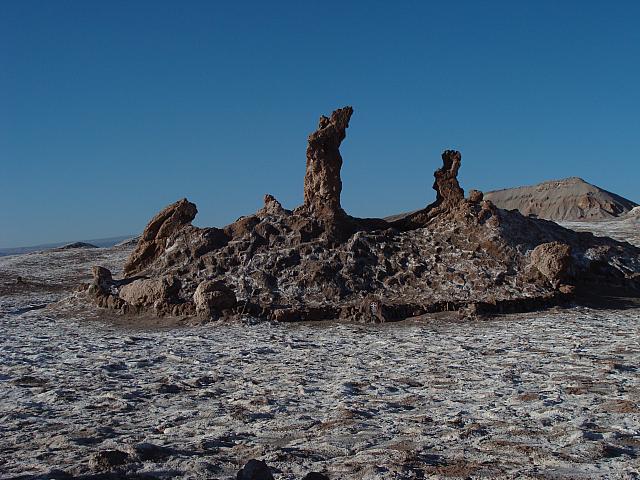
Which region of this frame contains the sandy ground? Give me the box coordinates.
[1,230,640,479]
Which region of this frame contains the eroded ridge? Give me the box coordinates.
[82,107,640,322]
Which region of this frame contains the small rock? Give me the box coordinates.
[236,459,275,480]
[602,444,636,458]
[302,473,330,480]
[158,383,183,394]
[89,449,130,471]
[130,442,171,461]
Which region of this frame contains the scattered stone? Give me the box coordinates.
[157,383,183,394]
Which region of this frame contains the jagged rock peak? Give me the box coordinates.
[123,198,197,276]
[302,106,353,219]
[432,149,464,208]
[261,194,285,216]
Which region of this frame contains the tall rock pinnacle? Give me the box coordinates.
[302,106,353,219]
[431,149,464,209]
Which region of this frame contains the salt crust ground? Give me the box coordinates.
[1,228,639,479]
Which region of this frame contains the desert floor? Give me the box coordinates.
[1,222,639,479]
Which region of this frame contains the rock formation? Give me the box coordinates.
[124,198,197,276]
[431,149,465,207]
[302,106,352,220]
[83,107,640,323]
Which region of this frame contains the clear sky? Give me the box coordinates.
[2,1,639,248]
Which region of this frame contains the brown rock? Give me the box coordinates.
[118,275,180,308]
[124,198,197,276]
[432,150,464,208]
[468,189,484,203]
[393,149,466,229]
[84,106,640,323]
[302,106,353,219]
[236,459,274,480]
[529,242,572,288]
[91,266,113,293]
[89,449,129,471]
[261,194,285,216]
[193,280,237,317]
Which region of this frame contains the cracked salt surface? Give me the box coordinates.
[1,307,640,478]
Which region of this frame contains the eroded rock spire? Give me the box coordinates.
[431,149,464,209]
[302,106,353,219]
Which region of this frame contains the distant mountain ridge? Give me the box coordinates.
[0,235,135,257]
[484,177,638,222]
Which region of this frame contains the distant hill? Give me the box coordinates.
[0,235,135,257]
[484,177,638,222]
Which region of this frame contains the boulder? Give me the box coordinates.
[193,280,237,317]
[529,242,572,288]
[124,198,197,276]
[90,266,114,295]
[118,276,180,307]
[236,459,274,480]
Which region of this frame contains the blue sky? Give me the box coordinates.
[2,1,639,247]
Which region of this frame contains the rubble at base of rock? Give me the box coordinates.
[82,107,640,322]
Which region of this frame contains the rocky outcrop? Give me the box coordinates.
[124,198,197,276]
[302,106,352,219]
[84,107,640,322]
